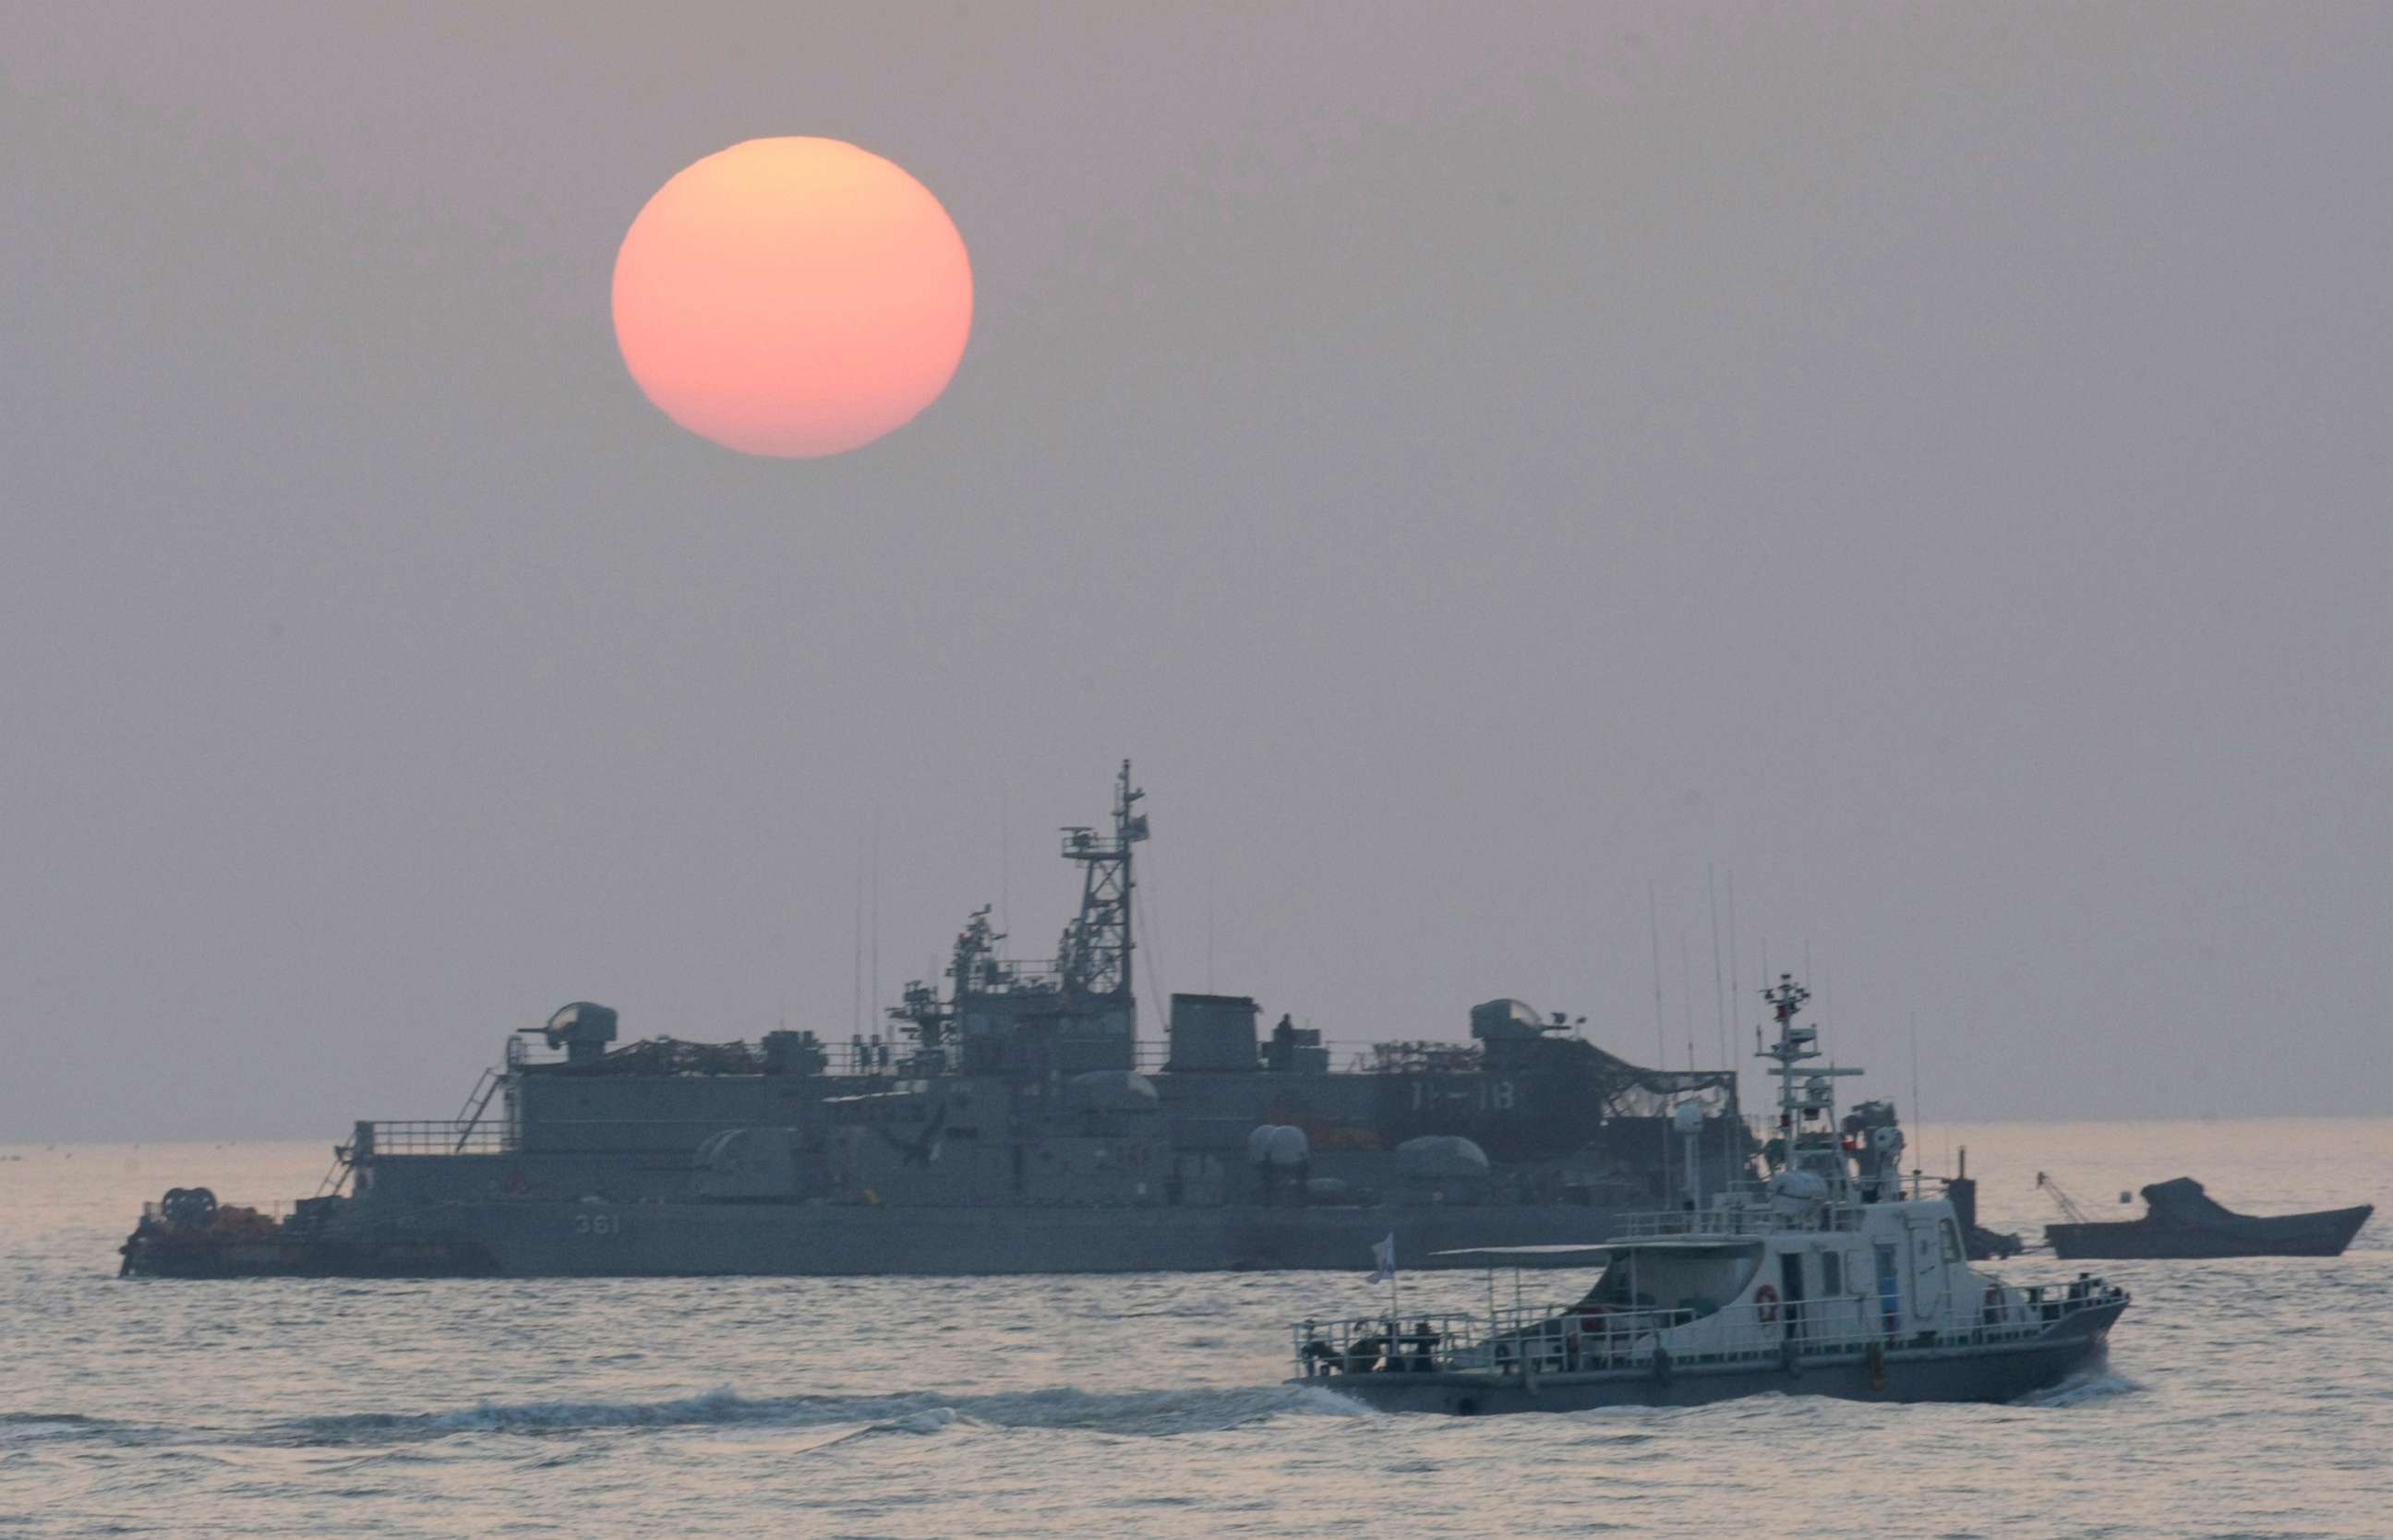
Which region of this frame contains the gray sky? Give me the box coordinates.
[5,4,2387,1140]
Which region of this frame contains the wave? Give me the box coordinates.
[2012,1369,2146,1408]
[0,1412,138,1446]
[269,1382,1359,1446]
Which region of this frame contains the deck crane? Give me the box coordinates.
[2035,1170,2095,1224]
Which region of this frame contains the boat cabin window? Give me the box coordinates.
[1577,1244,1762,1320]
[1939,1220,1963,1264]
[1820,1250,1843,1295]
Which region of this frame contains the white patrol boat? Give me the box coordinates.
[1289,976,2128,1414]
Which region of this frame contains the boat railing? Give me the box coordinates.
[353,1120,518,1157]
[1613,1203,1875,1238]
[1616,1174,1957,1239]
[1291,1281,2125,1379]
[1290,1313,1491,1378]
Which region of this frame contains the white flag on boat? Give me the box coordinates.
[1368,1232,1397,1284]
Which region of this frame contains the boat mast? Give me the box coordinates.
[1756,974,1862,1190]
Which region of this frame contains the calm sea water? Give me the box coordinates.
[4,1118,2386,1538]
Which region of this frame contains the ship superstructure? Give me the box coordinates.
[123,764,1752,1279]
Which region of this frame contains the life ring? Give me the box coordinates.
[1754,1283,1780,1325]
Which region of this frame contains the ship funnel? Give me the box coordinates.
[1167,993,1259,1071]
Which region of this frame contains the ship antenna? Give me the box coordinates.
[1724,867,1740,1045]
[1708,864,1727,1073]
[1680,928,1695,1071]
[1206,862,1215,993]
[851,835,865,1037]
[870,819,881,1040]
[1908,1007,1924,1192]
[1648,881,1666,1068]
[1648,881,1668,1197]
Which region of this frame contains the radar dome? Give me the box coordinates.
[1396,1135,1491,1182]
[1248,1125,1310,1168]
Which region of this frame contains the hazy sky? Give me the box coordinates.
[5,4,2387,1141]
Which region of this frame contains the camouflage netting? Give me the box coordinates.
[577,1037,765,1076]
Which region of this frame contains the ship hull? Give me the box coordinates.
[118,1233,499,1279]
[124,1200,1624,1280]
[2046,1204,2372,1259]
[1310,1304,2123,1415]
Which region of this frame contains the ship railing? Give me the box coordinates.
[505,1037,1411,1078]
[1126,1040,1418,1073]
[1125,1041,1382,1070]
[355,1120,518,1156]
[1290,1312,1490,1378]
[976,958,1064,989]
[1616,1177,1955,1238]
[1291,1281,2126,1378]
[1614,1202,1872,1238]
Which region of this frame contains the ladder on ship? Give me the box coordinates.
[451,1067,502,1152]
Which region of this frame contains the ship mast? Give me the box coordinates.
[1756,973,1862,1191]
[1056,760,1147,1004]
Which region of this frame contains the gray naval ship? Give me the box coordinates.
[125,764,1765,1279]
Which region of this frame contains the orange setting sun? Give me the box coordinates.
[611,138,973,457]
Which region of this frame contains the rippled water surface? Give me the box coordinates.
[5,1119,2387,1537]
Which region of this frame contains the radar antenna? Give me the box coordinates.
[890,906,1009,1068]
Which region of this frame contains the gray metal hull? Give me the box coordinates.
[352,1199,1627,1277]
[1308,1305,2125,1414]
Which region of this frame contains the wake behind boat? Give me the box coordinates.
[1289,977,2129,1414]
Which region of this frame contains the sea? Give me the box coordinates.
[3,1118,2386,1539]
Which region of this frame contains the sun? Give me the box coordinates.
[611,138,973,458]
